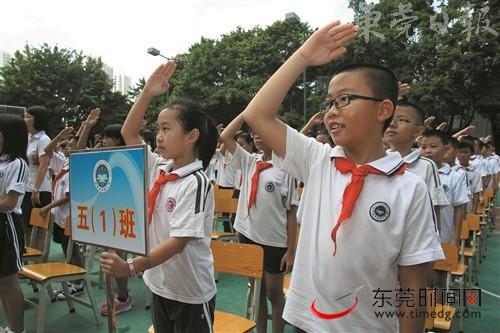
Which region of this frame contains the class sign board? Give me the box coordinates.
[69,145,148,255]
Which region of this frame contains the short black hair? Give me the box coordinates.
[457,140,474,153]
[27,106,51,131]
[236,132,253,144]
[0,114,28,162]
[448,137,460,149]
[396,101,425,125]
[335,63,398,131]
[103,124,125,146]
[422,128,449,145]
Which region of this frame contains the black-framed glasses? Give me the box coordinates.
[320,93,384,113]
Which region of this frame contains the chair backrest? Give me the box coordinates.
[211,241,264,321]
[211,241,263,278]
[214,187,238,214]
[434,243,459,272]
[483,188,494,201]
[460,217,470,241]
[30,208,51,229]
[466,213,480,231]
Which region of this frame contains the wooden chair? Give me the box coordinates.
[23,208,52,263]
[424,288,456,332]
[20,216,101,333]
[433,243,466,332]
[148,241,263,333]
[213,185,239,234]
[459,215,479,285]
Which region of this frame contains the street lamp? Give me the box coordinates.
[147,47,170,60]
[285,12,307,124]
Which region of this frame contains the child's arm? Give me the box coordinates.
[452,125,475,139]
[300,112,324,135]
[398,263,431,332]
[0,191,21,212]
[280,205,298,274]
[121,62,177,145]
[242,21,356,158]
[76,108,101,149]
[39,196,70,218]
[101,236,196,277]
[44,127,74,157]
[220,114,245,155]
[452,204,466,244]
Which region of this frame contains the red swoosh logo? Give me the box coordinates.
[310,298,359,320]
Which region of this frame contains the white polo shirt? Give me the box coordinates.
[143,151,216,304]
[452,163,482,213]
[49,153,70,228]
[213,149,235,188]
[438,164,470,243]
[274,126,444,333]
[26,130,51,192]
[227,144,297,248]
[397,148,449,206]
[0,156,28,214]
[486,156,499,188]
[469,155,487,178]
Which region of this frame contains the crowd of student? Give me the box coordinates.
[1,20,499,333]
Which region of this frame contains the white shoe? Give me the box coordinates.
[56,283,84,300]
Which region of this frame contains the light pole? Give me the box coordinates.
[285,12,307,124]
[147,47,170,101]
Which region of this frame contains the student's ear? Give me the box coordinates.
[377,100,394,124]
[187,128,200,144]
[414,124,425,138]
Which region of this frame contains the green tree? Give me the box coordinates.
[0,44,130,135]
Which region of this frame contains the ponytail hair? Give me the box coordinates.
[164,98,218,169]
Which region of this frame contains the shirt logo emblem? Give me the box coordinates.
[369,202,390,222]
[443,184,449,193]
[93,160,112,193]
[166,197,176,212]
[264,182,275,193]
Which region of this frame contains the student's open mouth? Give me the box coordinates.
[329,123,345,135]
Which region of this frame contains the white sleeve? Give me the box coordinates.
[426,161,449,206]
[397,181,444,266]
[169,177,212,238]
[226,143,253,171]
[472,171,483,194]
[5,159,28,195]
[488,159,498,174]
[271,125,330,183]
[37,135,51,157]
[49,153,66,174]
[280,174,299,210]
[451,172,470,206]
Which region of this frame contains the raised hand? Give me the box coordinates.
[423,116,436,128]
[86,108,101,128]
[143,61,177,97]
[297,21,357,67]
[436,122,447,131]
[398,82,411,101]
[58,127,74,140]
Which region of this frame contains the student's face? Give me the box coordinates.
[102,136,119,148]
[24,113,36,134]
[323,71,392,150]
[156,108,197,160]
[384,106,424,147]
[253,134,270,154]
[420,136,447,165]
[237,137,254,153]
[443,145,456,165]
[457,148,472,166]
[315,133,331,145]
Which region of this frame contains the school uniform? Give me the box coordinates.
[452,163,483,213]
[22,130,52,229]
[227,144,297,273]
[438,164,470,243]
[395,148,449,207]
[469,155,487,178]
[213,149,235,188]
[486,155,499,188]
[0,155,28,277]
[49,153,70,243]
[143,150,216,333]
[273,126,444,333]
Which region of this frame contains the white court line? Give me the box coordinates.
[481,289,500,300]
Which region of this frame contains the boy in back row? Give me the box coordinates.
[241,20,443,332]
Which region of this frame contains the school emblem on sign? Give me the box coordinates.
[443,184,449,193]
[265,182,275,193]
[369,202,390,222]
[93,160,112,193]
[166,197,176,212]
